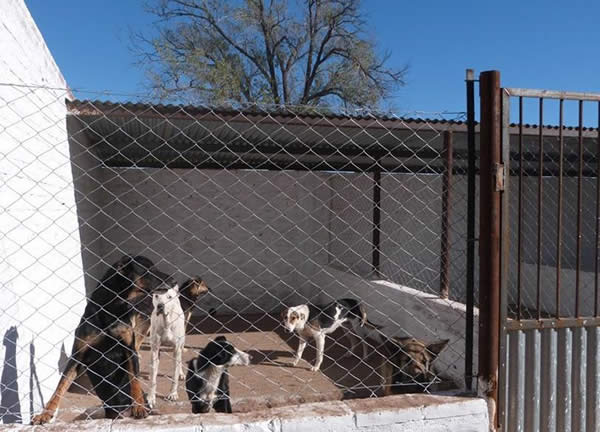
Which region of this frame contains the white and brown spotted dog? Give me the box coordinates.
[281,298,383,371]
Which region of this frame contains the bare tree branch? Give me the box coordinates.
[133,0,407,107]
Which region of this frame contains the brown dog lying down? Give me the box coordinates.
[379,336,449,396]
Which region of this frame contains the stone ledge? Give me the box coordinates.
[10,395,488,432]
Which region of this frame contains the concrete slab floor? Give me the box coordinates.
[54,313,454,422]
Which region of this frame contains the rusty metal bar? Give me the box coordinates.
[440,131,453,299]
[517,97,523,321]
[465,68,476,392]
[505,317,600,331]
[372,168,382,277]
[537,99,544,320]
[478,70,502,427]
[557,99,564,319]
[596,103,600,317]
[505,87,600,102]
[498,88,512,432]
[576,101,584,317]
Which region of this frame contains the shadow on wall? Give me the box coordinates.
[1,326,21,424]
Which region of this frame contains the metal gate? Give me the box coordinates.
[478,70,600,431]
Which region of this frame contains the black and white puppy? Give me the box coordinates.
[281,298,383,371]
[185,336,251,414]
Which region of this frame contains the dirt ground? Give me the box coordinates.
[56,313,452,422]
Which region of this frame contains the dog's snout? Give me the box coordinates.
[156,303,165,314]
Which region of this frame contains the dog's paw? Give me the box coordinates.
[147,394,156,409]
[291,358,300,367]
[310,365,320,372]
[166,391,179,401]
[131,403,150,419]
[31,411,54,425]
[178,372,185,380]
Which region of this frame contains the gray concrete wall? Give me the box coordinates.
[0,0,86,424]
[70,165,473,313]
[505,175,599,316]
[68,167,336,313]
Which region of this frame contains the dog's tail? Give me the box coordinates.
[364,319,384,330]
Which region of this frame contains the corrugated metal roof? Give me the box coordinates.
[66,99,600,174]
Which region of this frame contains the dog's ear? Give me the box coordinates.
[215,335,227,342]
[426,339,449,360]
[114,255,133,273]
[280,308,288,321]
[172,283,180,294]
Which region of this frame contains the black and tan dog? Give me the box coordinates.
[31,255,174,424]
[179,276,211,330]
[379,336,449,396]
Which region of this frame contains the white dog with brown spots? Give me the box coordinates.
[281,298,384,371]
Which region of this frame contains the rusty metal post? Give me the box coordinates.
[478,70,502,428]
[372,169,382,277]
[465,68,476,392]
[440,131,453,299]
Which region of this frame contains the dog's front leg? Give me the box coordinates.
[148,343,160,409]
[343,329,360,359]
[292,335,307,366]
[311,334,325,372]
[166,343,183,401]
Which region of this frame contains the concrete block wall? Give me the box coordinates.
[68,167,336,313]
[70,164,473,314]
[0,0,86,424]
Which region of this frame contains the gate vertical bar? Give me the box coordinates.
[478,70,503,428]
[465,68,476,392]
[498,87,511,431]
[440,131,453,299]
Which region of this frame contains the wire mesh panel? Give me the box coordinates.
[1,84,472,424]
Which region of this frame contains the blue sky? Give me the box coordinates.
[25,0,600,123]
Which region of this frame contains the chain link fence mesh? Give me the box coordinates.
[1,83,472,423]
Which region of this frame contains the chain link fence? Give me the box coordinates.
[1,83,473,424]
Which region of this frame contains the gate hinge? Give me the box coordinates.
[494,163,505,192]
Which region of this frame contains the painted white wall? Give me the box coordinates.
[0,0,85,424]
[5,395,490,432]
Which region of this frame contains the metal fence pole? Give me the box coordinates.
[478,70,502,429]
[372,169,382,277]
[440,131,453,299]
[465,68,476,392]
